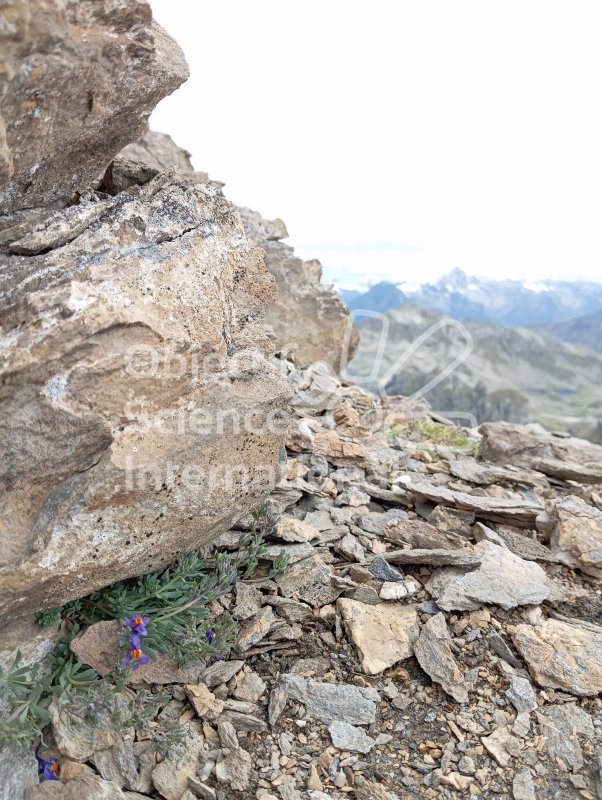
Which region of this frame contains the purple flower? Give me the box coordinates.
[123,633,150,670]
[123,614,150,636]
[205,630,215,644]
[35,748,59,781]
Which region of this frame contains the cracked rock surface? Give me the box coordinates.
[0,169,290,618]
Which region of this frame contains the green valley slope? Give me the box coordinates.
[346,304,602,442]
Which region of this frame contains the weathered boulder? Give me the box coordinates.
[479,421,602,483]
[239,207,358,371]
[0,170,290,618]
[119,130,358,372]
[0,0,188,213]
[0,744,38,800]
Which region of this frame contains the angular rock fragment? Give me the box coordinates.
[25,775,148,799]
[184,684,224,721]
[275,554,341,607]
[277,778,303,800]
[328,721,374,754]
[512,619,602,696]
[232,582,263,621]
[264,596,314,622]
[233,670,267,703]
[536,704,594,771]
[486,631,523,668]
[353,779,401,800]
[384,548,481,568]
[278,674,379,724]
[151,721,205,800]
[49,692,136,788]
[473,521,507,548]
[368,555,405,582]
[346,584,382,605]
[542,495,602,578]
[429,505,475,538]
[413,612,468,702]
[493,525,558,563]
[338,598,419,675]
[215,720,252,792]
[334,532,366,562]
[121,129,195,173]
[0,744,38,800]
[481,726,522,767]
[275,515,321,542]
[312,431,368,467]
[201,660,244,688]
[235,607,274,652]
[449,459,547,488]
[360,509,409,536]
[386,519,466,550]
[70,620,204,685]
[240,208,358,372]
[512,767,536,800]
[426,541,549,611]
[379,580,419,600]
[264,542,315,564]
[505,675,537,714]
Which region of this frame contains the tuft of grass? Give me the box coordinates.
[391,418,474,449]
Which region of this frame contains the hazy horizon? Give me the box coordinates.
[150,0,602,289]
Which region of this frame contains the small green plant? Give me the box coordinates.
[1,504,285,758]
[392,418,474,449]
[0,641,100,748]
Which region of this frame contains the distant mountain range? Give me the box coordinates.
[346,303,602,442]
[340,268,602,327]
[547,309,602,353]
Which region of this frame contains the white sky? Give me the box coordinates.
[150,0,602,289]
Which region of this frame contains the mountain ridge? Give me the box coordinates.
[340,268,602,327]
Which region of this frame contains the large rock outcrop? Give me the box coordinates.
[122,130,358,372]
[0,167,291,618]
[0,8,291,619]
[0,0,188,213]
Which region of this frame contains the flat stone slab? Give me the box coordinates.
[512,618,602,697]
[328,721,374,754]
[426,541,549,611]
[278,674,380,724]
[410,480,544,526]
[384,548,481,568]
[479,421,602,484]
[338,598,419,675]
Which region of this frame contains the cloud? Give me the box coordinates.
[150,0,602,285]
